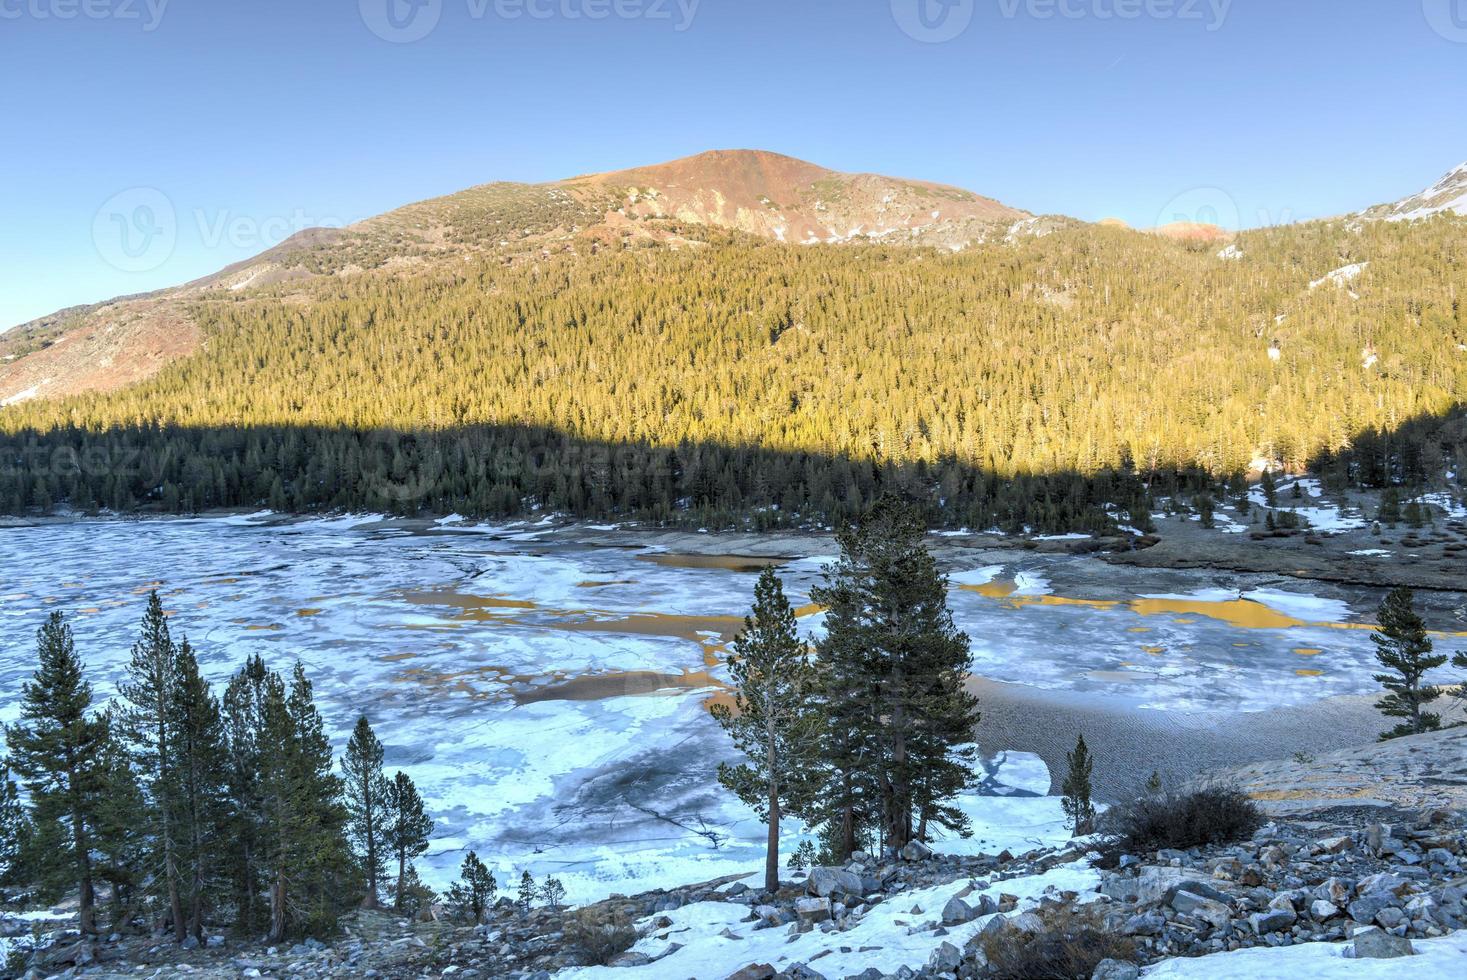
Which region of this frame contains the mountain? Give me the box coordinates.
[1362,161,1467,222]
[0,150,1031,406]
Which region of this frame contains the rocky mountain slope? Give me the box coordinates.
[0,150,1030,407]
[1362,162,1467,222]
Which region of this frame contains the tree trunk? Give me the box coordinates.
[73,809,96,936]
[362,805,379,909]
[768,724,780,891]
[269,871,287,942]
[395,850,407,912]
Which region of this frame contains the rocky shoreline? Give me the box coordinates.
[9,801,1465,980]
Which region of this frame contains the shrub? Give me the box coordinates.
[564,908,638,966]
[1098,785,1263,865]
[980,904,1136,979]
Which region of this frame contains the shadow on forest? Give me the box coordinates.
[1,404,1462,532]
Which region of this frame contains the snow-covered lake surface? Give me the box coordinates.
[1,515,1462,901]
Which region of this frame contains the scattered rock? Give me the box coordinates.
[1352,926,1415,959]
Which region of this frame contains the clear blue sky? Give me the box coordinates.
[2,0,1465,327]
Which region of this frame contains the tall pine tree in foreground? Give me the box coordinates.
[1373,587,1446,740]
[811,496,979,856]
[119,591,186,942]
[4,613,110,935]
[221,655,271,933]
[343,715,391,909]
[1061,734,1096,837]
[711,567,819,894]
[170,638,229,939]
[259,664,351,941]
[386,770,434,912]
[92,709,148,929]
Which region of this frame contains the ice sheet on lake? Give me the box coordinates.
[1,518,1461,898]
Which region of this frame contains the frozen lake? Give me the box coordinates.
[1,515,1461,901]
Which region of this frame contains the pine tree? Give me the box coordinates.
[259,663,351,941]
[539,877,565,914]
[446,851,497,923]
[92,710,148,931]
[343,715,391,909]
[1145,771,1162,796]
[119,591,186,941]
[517,870,536,918]
[0,759,31,887]
[1378,488,1403,527]
[170,638,228,939]
[1373,587,1447,740]
[1061,734,1096,836]
[4,613,110,935]
[385,771,433,912]
[221,655,270,933]
[710,567,819,893]
[1261,470,1277,507]
[811,496,979,856]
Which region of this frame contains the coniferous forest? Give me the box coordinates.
[2,216,1464,530]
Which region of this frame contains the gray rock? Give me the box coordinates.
[1248,908,1296,934]
[807,867,864,899]
[1348,892,1398,924]
[794,896,831,925]
[1309,900,1340,920]
[927,941,962,973]
[1375,906,1407,929]
[1352,926,1415,959]
[1122,911,1166,936]
[1091,960,1141,980]
[941,897,976,926]
[900,840,934,862]
[1169,891,1231,929]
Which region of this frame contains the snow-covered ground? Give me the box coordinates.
[1,516,1461,900]
[1143,929,1467,978]
[559,859,1102,980]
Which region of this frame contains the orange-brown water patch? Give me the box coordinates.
[1294,648,1323,657]
[405,591,538,613]
[297,608,324,617]
[1296,669,1325,677]
[635,554,794,572]
[513,669,724,705]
